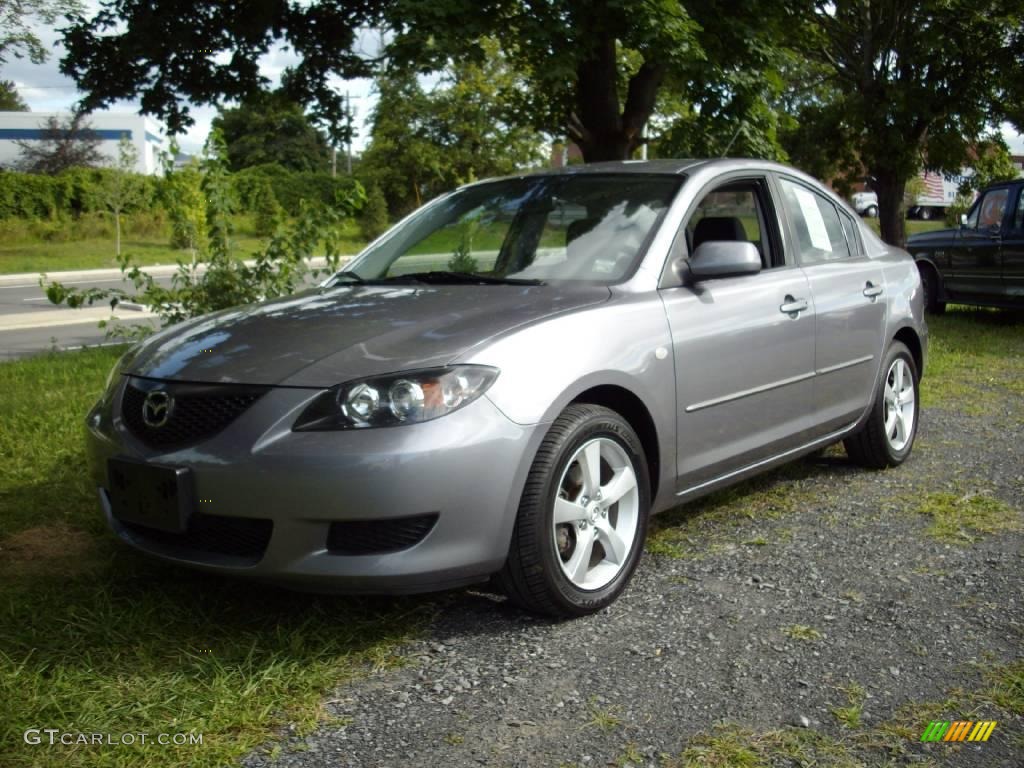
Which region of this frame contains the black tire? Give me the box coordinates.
[844,341,920,469]
[918,206,932,221]
[498,404,650,617]
[917,263,947,314]
[865,205,878,218]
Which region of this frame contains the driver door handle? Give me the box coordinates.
[863,282,884,299]
[780,296,808,315]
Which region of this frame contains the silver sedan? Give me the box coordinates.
[85,159,927,617]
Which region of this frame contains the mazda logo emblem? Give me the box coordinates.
[142,390,173,428]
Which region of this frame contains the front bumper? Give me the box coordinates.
[86,379,545,593]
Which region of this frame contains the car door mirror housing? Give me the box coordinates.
[687,241,762,281]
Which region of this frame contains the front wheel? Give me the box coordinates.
[844,342,920,468]
[499,404,650,617]
[865,205,878,218]
[918,263,946,314]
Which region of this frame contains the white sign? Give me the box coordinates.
[793,186,833,252]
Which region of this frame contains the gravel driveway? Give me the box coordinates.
[244,387,1023,767]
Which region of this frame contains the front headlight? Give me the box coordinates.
[292,365,500,430]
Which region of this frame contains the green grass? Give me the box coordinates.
[0,347,430,768]
[863,218,946,237]
[830,683,867,729]
[914,491,1021,545]
[919,307,1024,414]
[783,624,823,642]
[0,215,367,275]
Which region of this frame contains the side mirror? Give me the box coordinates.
[687,241,762,281]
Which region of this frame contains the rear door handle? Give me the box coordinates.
[863,282,884,299]
[780,296,808,316]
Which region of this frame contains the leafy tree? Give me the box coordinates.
[252,178,284,237]
[59,0,377,142]
[100,133,146,256]
[360,46,544,215]
[0,0,82,65]
[14,113,103,174]
[787,0,1024,246]
[212,92,331,172]
[961,135,1020,194]
[162,154,207,258]
[60,1,790,163]
[0,79,29,110]
[358,184,389,241]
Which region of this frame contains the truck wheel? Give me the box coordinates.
[865,205,878,218]
[918,207,932,221]
[917,263,946,314]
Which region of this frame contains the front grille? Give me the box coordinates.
[119,512,273,565]
[327,513,438,555]
[121,378,269,449]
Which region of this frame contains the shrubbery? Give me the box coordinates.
[0,167,160,219]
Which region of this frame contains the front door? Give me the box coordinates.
[775,176,887,433]
[948,186,1009,301]
[1000,187,1024,307]
[660,177,817,491]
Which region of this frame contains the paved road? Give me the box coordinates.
[0,258,341,360]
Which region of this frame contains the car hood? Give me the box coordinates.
[123,283,610,387]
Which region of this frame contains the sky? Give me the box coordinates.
[3,8,1023,158]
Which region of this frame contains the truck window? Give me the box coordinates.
[967,188,1009,230]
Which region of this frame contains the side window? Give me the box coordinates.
[839,211,862,256]
[778,178,851,264]
[1011,189,1024,232]
[683,181,774,268]
[966,188,1009,231]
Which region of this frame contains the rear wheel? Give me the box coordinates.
[845,342,919,468]
[865,205,878,218]
[499,404,650,617]
[918,206,932,221]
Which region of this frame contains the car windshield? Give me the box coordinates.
[341,174,682,285]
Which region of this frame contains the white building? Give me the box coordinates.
[0,111,169,175]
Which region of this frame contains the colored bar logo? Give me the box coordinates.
[920,721,996,742]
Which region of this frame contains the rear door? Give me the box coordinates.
[659,175,817,491]
[774,175,886,434]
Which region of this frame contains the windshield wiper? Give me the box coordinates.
[383,271,545,286]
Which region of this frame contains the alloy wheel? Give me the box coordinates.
[883,358,916,451]
[551,437,640,591]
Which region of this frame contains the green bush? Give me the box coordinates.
[0,167,159,220]
[231,164,365,217]
[359,184,390,240]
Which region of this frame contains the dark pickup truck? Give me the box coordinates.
[908,178,1024,312]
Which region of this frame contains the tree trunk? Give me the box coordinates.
[567,33,663,163]
[873,170,907,248]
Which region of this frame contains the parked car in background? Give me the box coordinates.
[86,159,927,617]
[851,168,977,221]
[907,178,1024,312]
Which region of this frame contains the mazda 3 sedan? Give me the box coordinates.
[86,159,927,617]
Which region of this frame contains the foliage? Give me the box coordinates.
[231,163,364,217]
[360,45,545,216]
[0,0,82,65]
[0,79,29,110]
[447,216,481,274]
[0,166,160,219]
[162,159,206,256]
[13,113,103,174]
[944,194,975,228]
[212,91,331,173]
[43,133,366,326]
[59,0,378,142]
[100,134,146,256]
[252,178,284,237]
[960,135,1020,194]
[788,0,1024,246]
[358,184,389,241]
